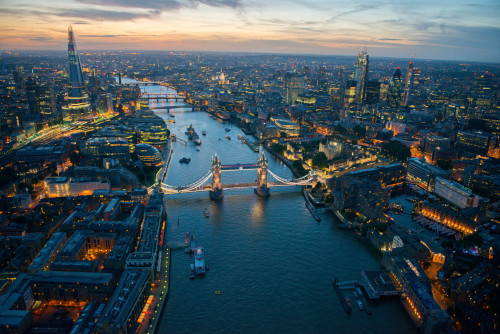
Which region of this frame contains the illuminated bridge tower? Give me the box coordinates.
[256,152,270,197]
[210,154,223,200]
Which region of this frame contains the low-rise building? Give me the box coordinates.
[433,177,480,209]
[96,269,150,334]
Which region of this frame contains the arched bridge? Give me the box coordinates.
[152,152,317,200]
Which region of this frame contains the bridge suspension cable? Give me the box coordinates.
[161,169,213,193]
[267,169,315,186]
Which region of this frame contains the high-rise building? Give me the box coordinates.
[402,62,415,106]
[365,80,380,105]
[284,71,304,105]
[387,67,403,107]
[65,26,90,119]
[26,78,56,116]
[353,50,369,103]
[344,80,357,105]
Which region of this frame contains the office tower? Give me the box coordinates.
[284,71,304,105]
[353,50,369,103]
[65,25,90,119]
[402,62,415,106]
[406,158,449,191]
[365,80,381,105]
[97,93,114,115]
[472,72,494,108]
[26,78,56,116]
[456,131,497,156]
[344,80,357,105]
[13,65,24,83]
[387,67,403,107]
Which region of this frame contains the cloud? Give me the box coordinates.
[75,0,185,10]
[379,38,402,41]
[75,0,246,11]
[55,8,160,21]
[29,37,53,42]
[80,34,128,37]
[328,4,380,22]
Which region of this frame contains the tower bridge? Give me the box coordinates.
[152,152,317,200]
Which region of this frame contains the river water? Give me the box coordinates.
[123,78,417,334]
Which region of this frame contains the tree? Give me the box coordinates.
[353,125,366,137]
[334,124,346,134]
[380,141,411,162]
[270,143,286,155]
[435,160,453,170]
[292,160,308,177]
[312,152,328,169]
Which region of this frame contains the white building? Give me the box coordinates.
[433,177,480,209]
[45,177,109,198]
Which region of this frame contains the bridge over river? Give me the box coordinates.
[150,152,317,199]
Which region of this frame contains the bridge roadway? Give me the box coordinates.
[220,163,259,170]
[152,106,201,112]
[162,182,303,193]
[140,95,185,101]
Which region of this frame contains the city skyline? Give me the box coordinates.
[1,0,499,62]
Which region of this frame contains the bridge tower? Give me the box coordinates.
[210,154,224,200]
[256,152,270,197]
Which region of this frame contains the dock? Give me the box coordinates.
[303,190,321,222]
[356,284,373,315]
[333,278,352,314]
[241,136,259,152]
[360,271,399,300]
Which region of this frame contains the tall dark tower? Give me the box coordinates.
[353,49,369,103]
[65,26,90,119]
[387,67,403,107]
[402,62,415,107]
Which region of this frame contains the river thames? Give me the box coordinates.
[127,79,418,334]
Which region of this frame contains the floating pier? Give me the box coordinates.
[333,278,352,314]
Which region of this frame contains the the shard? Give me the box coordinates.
[65,26,90,119]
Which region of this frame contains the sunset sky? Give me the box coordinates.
[1,0,499,62]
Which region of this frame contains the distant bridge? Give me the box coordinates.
[150,152,317,199]
[140,93,185,102]
[152,105,202,112]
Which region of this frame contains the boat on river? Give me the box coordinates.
[179,157,191,164]
[194,138,202,145]
[189,264,196,279]
[226,135,231,140]
[194,246,206,277]
[203,208,209,218]
[357,300,364,311]
[202,130,206,136]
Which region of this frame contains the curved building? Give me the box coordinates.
[135,144,163,166]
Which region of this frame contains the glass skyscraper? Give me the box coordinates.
[353,49,369,103]
[65,26,90,119]
[284,71,304,105]
[402,62,415,107]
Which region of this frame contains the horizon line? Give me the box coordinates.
[1,49,499,65]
